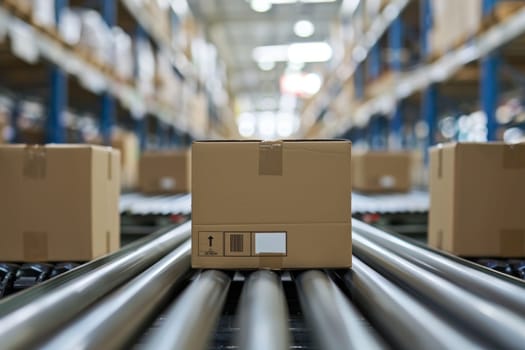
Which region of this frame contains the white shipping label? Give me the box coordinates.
[159,177,176,190]
[379,175,396,188]
[255,232,286,255]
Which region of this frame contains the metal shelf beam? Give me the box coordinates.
[388,16,404,148]
[100,0,117,145]
[46,0,69,144]
[481,0,500,141]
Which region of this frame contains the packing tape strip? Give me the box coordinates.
[502,144,525,169]
[258,141,283,176]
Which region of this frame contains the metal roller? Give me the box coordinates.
[143,270,231,350]
[0,221,192,349]
[40,240,191,350]
[347,258,484,350]
[237,270,290,350]
[0,223,185,317]
[353,220,525,314]
[354,234,525,349]
[296,270,386,350]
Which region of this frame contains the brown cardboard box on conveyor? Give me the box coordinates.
[0,144,120,261]
[429,142,525,257]
[191,140,352,269]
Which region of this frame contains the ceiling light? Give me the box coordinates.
[252,45,289,63]
[280,72,323,97]
[294,20,315,38]
[300,0,336,3]
[251,0,272,12]
[276,113,295,137]
[253,42,332,64]
[302,73,322,95]
[269,0,336,3]
[237,113,256,137]
[288,42,332,63]
[257,61,276,71]
[258,112,277,139]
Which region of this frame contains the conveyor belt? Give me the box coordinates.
[120,191,428,217]
[1,220,524,349]
[120,193,191,216]
[119,193,192,244]
[352,190,429,214]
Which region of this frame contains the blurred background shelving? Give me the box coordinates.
[2,0,525,157]
[0,0,236,151]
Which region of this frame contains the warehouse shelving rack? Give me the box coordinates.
[0,0,227,148]
[303,0,525,152]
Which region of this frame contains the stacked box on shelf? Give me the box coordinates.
[143,0,171,42]
[32,0,55,28]
[136,38,156,98]
[429,0,482,56]
[4,0,54,28]
[111,27,134,82]
[57,7,134,83]
[494,2,525,21]
[189,92,209,136]
[112,130,139,190]
[362,0,385,30]
[156,51,182,112]
[18,100,45,145]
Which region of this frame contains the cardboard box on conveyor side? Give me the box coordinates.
[352,151,412,193]
[139,149,191,194]
[191,140,352,269]
[429,142,525,257]
[0,144,120,261]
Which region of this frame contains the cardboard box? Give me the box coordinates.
[112,130,139,190]
[139,150,191,194]
[352,151,411,193]
[428,143,525,257]
[0,145,120,261]
[191,140,352,269]
[430,0,481,55]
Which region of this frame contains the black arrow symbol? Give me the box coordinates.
[208,235,214,247]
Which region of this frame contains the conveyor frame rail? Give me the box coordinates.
[0,222,191,349]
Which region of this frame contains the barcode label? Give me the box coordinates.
[230,234,244,252]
